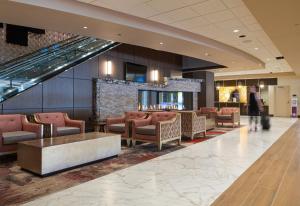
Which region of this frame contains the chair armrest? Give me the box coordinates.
[232,112,240,122]
[132,117,152,137]
[132,118,152,128]
[158,114,181,141]
[208,112,217,119]
[22,121,43,139]
[106,116,125,126]
[65,119,85,133]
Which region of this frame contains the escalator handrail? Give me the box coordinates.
[0,36,93,77]
[0,36,89,73]
[0,38,103,80]
[0,35,81,68]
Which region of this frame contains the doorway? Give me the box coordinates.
[274,86,290,117]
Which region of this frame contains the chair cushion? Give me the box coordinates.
[36,113,66,127]
[3,131,37,145]
[0,114,23,132]
[108,123,125,133]
[151,112,176,125]
[57,127,80,136]
[217,115,232,120]
[136,125,156,136]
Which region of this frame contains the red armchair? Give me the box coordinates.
[0,114,43,154]
[106,111,147,146]
[132,112,181,151]
[216,107,240,127]
[34,112,85,137]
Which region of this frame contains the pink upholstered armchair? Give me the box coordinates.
[106,111,147,146]
[34,113,85,137]
[0,114,43,154]
[131,112,181,151]
[216,107,240,127]
[196,107,218,130]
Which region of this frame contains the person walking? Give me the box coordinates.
[248,85,263,131]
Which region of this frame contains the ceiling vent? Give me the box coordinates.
[239,35,246,38]
[276,56,285,60]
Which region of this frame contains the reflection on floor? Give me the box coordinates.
[212,119,300,206]
[0,127,234,206]
[22,117,297,206]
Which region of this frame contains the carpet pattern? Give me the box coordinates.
[0,127,236,206]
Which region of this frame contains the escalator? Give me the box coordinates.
[0,35,120,102]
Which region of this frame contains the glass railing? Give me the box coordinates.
[0,36,119,102]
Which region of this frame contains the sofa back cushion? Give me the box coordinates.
[151,112,177,125]
[35,113,65,127]
[125,111,146,120]
[199,107,217,114]
[221,107,240,115]
[0,114,23,132]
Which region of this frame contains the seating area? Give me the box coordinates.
[0,107,240,155]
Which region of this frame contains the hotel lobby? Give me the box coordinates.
[0,0,300,205]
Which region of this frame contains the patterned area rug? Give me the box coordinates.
[0,127,236,206]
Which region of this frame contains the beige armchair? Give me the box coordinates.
[196,107,218,130]
[180,111,206,140]
[131,112,181,151]
[216,107,240,128]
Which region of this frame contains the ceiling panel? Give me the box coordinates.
[75,0,292,75]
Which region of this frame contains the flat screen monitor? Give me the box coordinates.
[124,62,147,83]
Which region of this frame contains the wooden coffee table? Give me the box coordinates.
[18,132,121,176]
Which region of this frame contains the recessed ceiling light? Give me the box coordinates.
[83,26,88,29]
[233,29,240,33]
[204,52,209,56]
[159,42,164,45]
[254,47,259,50]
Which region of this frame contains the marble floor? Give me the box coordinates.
[23,117,297,206]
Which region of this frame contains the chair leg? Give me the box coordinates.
[132,140,136,147]
[178,138,181,146]
[203,131,206,137]
[126,139,131,147]
[158,143,162,151]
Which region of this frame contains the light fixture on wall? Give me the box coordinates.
[237,81,243,89]
[259,80,265,89]
[152,69,159,82]
[216,82,221,90]
[105,60,112,76]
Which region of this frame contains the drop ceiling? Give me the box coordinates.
[76,0,293,76]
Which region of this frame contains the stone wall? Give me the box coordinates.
[94,78,201,119]
[0,25,73,64]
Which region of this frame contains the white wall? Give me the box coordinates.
[269,76,300,116]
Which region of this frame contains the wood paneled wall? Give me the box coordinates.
[0,44,183,130]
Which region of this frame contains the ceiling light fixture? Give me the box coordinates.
[233,29,240,33]
[83,26,88,29]
[159,42,164,45]
[254,47,259,50]
[204,52,209,56]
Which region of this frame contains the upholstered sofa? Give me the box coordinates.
[180,111,206,140]
[34,113,85,137]
[106,111,147,146]
[216,107,240,127]
[0,114,43,154]
[132,112,181,150]
[196,107,217,130]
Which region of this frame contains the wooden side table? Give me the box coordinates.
[92,121,107,132]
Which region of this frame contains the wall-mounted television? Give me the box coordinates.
[124,62,147,83]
